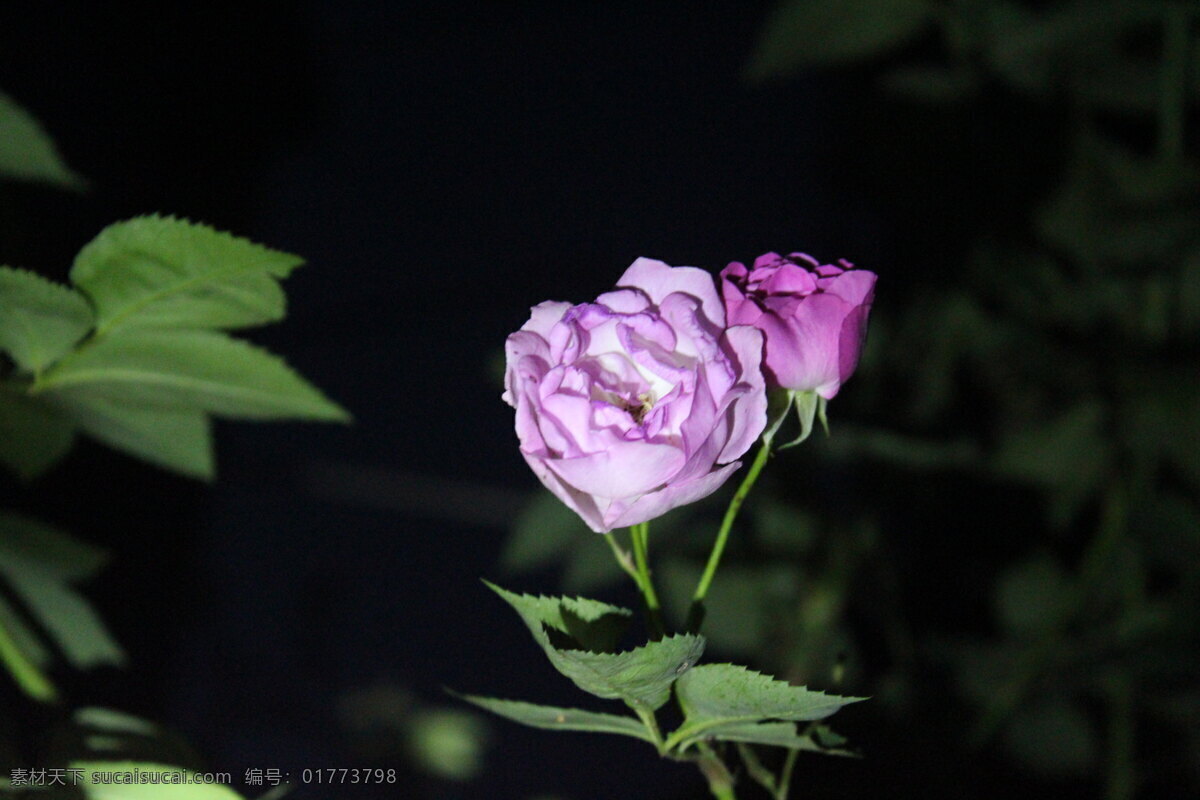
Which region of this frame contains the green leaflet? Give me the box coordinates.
[71,215,303,335]
[0,594,56,701]
[0,89,86,189]
[75,707,163,738]
[35,328,349,421]
[453,695,654,743]
[0,513,124,671]
[0,266,94,372]
[0,386,75,479]
[487,582,705,711]
[745,0,933,80]
[71,763,247,800]
[670,664,861,748]
[52,393,214,480]
[703,721,855,755]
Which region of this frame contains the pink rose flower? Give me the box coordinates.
[504,257,768,533]
[720,252,876,399]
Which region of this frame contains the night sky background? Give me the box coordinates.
[0,2,1092,799]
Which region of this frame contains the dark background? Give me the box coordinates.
[0,2,1134,799]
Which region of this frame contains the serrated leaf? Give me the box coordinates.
[0,385,76,479]
[485,581,632,653]
[71,763,247,800]
[671,664,861,747]
[0,90,86,189]
[745,0,933,80]
[0,266,94,371]
[487,582,704,711]
[453,694,653,743]
[0,513,124,669]
[52,393,214,480]
[706,721,856,755]
[70,215,303,334]
[35,328,349,421]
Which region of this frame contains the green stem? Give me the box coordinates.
[687,439,771,631]
[629,522,665,640]
[696,742,738,800]
[775,748,800,800]
[0,613,57,702]
[603,531,640,585]
[634,707,667,756]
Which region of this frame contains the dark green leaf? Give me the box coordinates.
[0,266,93,371]
[671,664,861,747]
[0,90,86,189]
[486,582,704,711]
[0,513,124,669]
[36,328,349,421]
[70,216,303,334]
[745,0,933,80]
[52,393,214,480]
[453,694,653,743]
[0,385,76,479]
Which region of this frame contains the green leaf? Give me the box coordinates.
[671,664,861,748]
[0,90,86,189]
[453,694,654,743]
[485,581,632,653]
[71,763,247,800]
[35,328,349,421]
[745,0,933,80]
[0,266,94,371]
[52,393,214,480]
[0,594,57,701]
[70,215,304,335]
[487,582,705,711]
[75,707,162,737]
[0,384,76,479]
[0,512,124,669]
[706,721,856,755]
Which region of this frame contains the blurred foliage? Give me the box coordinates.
[504,1,1200,796]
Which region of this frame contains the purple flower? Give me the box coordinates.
[720,252,876,399]
[504,257,768,533]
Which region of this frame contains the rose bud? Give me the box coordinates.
[720,252,876,399]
